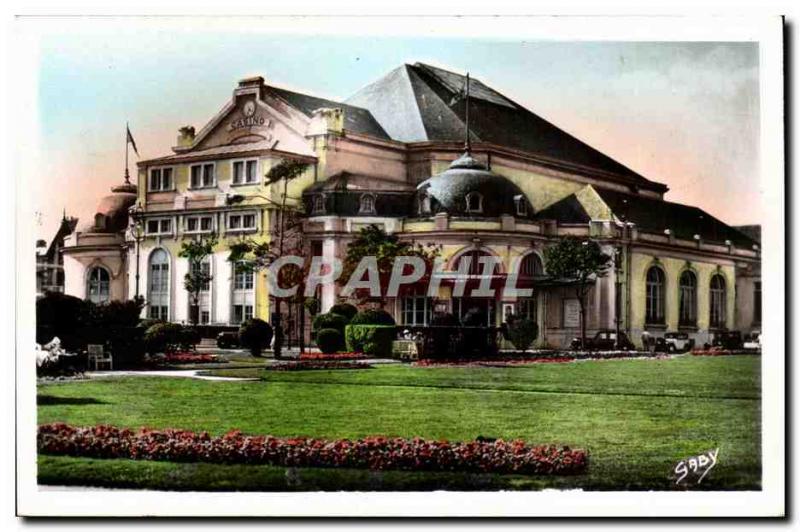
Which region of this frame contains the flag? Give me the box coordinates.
[126,125,139,156]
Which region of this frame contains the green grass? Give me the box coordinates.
[37,355,761,491]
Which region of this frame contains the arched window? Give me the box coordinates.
[709,274,727,329]
[645,266,665,325]
[359,194,376,214]
[418,192,431,215]
[679,270,697,326]
[514,194,528,216]
[312,194,325,215]
[148,249,170,321]
[465,192,483,214]
[456,249,498,276]
[519,253,543,277]
[86,267,110,304]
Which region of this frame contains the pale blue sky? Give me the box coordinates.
[34,31,760,240]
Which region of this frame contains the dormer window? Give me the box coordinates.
[359,194,376,214]
[465,192,483,214]
[312,194,326,215]
[514,194,528,216]
[418,192,431,215]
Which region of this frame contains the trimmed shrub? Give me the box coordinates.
[143,322,184,355]
[36,292,88,351]
[350,309,396,326]
[317,328,344,354]
[238,319,273,357]
[312,312,348,335]
[504,316,538,351]
[329,303,358,322]
[179,327,202,350]
[345,324,396,357]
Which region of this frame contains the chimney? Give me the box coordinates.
[177,126,196,147]
[238,76,265,89]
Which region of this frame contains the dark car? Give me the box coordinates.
[570,330,635,351]
[216,332,240,349]
[711,330,743,350]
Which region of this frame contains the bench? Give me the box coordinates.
[392,340,420,361]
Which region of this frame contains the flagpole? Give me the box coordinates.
[125,122,130,184]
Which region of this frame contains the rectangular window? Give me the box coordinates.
[148,168,174,192]
[234,265,254,290]
[227,212,257,231]
[402,295,431,326]
[200,310,210,325]
[190,261,211,291]
[190,163,215,188]
[146,218,172,235]
[184,215,213,234]
[232,304,254,325]
[232,159,259,185]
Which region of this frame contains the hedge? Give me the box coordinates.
[312,312,349,335]
[38,423,588,475]
[345,324,396,358]
[349,309,396,326]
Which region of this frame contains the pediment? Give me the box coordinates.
[188,93,314,156]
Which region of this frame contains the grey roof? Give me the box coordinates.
[535,194,591,224]
[305,172,415,193]
[417,152,534,219]
[268,86,391,140]
[347,62,666,192]
[594,188,758,248]
[734,225,761,244]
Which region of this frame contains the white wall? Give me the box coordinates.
[63,254,85,299]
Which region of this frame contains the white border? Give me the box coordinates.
[13,15,784,518]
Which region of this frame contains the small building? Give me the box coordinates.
[36,213,78,297]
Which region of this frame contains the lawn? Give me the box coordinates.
[37,355,761,491]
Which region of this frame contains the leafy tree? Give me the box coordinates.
[227,158,309,359]
[238,319,273,358]
[543,237,612,349]
[178,234,218,326]
[504,315,538,351]
[340,224,440,304]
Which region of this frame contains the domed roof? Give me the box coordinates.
[81,181,138,233]
[416,152,533,219]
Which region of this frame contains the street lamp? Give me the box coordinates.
[128,202,145,300]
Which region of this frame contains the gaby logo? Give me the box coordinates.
[674,448,719,485]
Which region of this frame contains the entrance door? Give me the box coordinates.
[453,298,496,326]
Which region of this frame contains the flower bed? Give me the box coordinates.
[691,349,758,357]
[37,423,588,476]
[416,350,658,367]
[161,352,222,364]
[269,361,372,371]
[298,352,368,361]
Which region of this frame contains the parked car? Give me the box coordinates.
[743,331,761,351]
[570,330,635,351]
[216,332,240,349]
[663,332,695,353]
[711,330,743,350]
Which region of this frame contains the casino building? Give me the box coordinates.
[68,63,760,348]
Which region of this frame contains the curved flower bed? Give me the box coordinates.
[37,423,588,476]
[299,352,367,361]
[268,361,372,371]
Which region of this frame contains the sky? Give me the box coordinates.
[32,29,760,242]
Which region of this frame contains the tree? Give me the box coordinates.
[227,158,309,359]
[178,234,218,326]
[340,224,440,304]
[543,237,612,349]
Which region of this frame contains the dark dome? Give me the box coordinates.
[416,152,533,219]
[81,181,138,233]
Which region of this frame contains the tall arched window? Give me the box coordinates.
[86,267,110,304]
[709,274,727,329]
[148,249,170,320]
[418,192,431,215]
[359,194,376,214]
[645,266,665,325]
[519,253,544,277]
[456,249,498,276]
[679,270,697,326]
[465,192,483,214]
